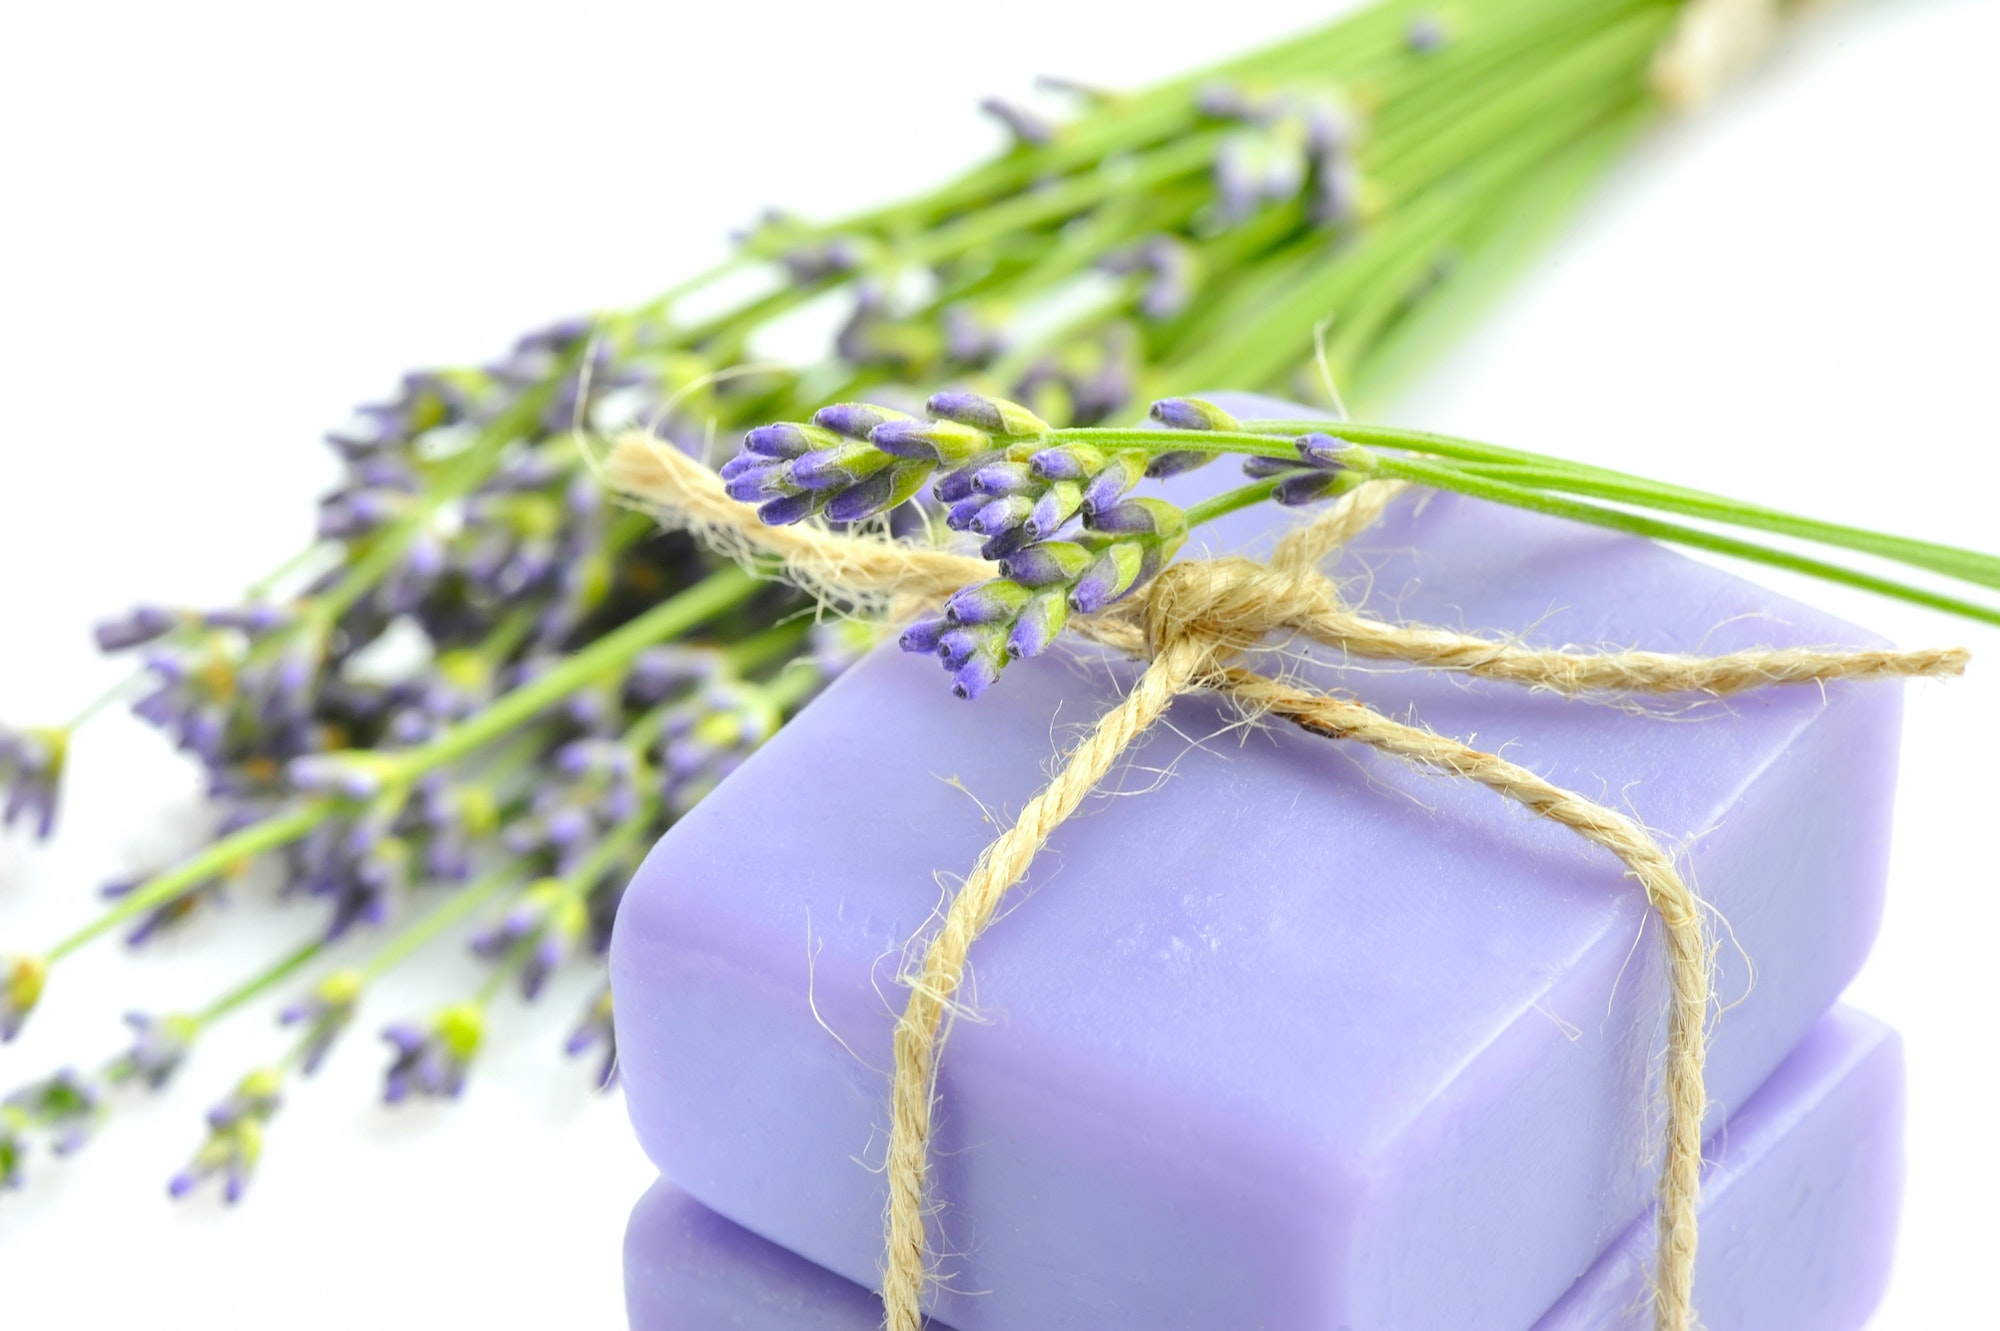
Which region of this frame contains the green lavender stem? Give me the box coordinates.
[195,937,331,1028]
[45,805,326,962]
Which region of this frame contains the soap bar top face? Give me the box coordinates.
[612,394,1904,1330]
[623,1008,1906,1331]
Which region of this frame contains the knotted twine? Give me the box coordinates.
[607,434,1967,1331]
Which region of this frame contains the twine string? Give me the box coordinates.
[608,435,1966,1331]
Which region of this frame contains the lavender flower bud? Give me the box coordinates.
[945,495,991,531]
[1297,433,1356,466]
[1148,397,1242,433]
[1069,541,1149,614]
[790,442,890,491]
[1274,469,1349,506]
[971,461,1039,496]
[743,422,838,459]
[1026,481,1085,539]
[968,494,1034,538]
[945,579,1033,626]
[723,461,794,503]
[870,418,992,466]
[94,605,181,653]
[932,461,989,505]
[1027,443,1105,482]
[1080,452,1149,517]
[999,541,1096,588]
[813,402,910,441]
[825,460,930,524]
[1006,590,1070,659]
[950,633,1008,700]
[758,490,831,526]
[899,616,952,655]
[925,391,1050,438]
[1144,450,1215,479]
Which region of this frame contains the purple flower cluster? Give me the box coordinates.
[170,1068,283,1204]
[105,1012,199,1090]
[278,970,363,1076]
[380,1002,484,1103]
[469,880,591,1002]
[1200,83,1365,228]
[726,391,1203,697]
[0,725,66,840]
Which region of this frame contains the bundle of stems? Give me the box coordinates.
[8,0,1961,1203]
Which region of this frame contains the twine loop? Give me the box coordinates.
[608,434,1966,1331]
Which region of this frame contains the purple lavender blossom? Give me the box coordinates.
[169,1068,282,1204]
[470,881,588,1002]
[278,970,363,1076]
[106,1012,198,1090]
[0,725,65,840]
[1248,431,1356,506]
[1101,237,1196,321]
[380,1003,484,1103]
[93,605,182,653]
[656,681,782,815]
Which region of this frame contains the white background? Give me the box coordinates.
[0,0,1993,1325]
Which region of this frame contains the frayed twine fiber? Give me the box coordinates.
[608,433,1966,1331]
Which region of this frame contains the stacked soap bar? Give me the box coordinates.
[627,1007,1904,1330]
[612,394,1907,1328]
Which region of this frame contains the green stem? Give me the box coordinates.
[45,804,328,962]
[1361,453,2000,627]
[195,936,331,1027]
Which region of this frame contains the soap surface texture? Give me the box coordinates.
[623,1008,1905,1331]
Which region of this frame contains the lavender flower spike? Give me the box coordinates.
[0,725,68,840]
[1,954,48,1042]
[107,1012,199,1090]
[94,604,182,653]
[380,1002,485,1103]
[1147,396,1241,433]
[279,969,364,1076]
[925,391,1050,438]
[170,1067,283,1204]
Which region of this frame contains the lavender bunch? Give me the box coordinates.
[719,389,2000,702]
[5,0,1908,1202]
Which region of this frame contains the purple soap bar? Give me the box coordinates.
[623,1008,1905,1331]
[612,393,1905,1329]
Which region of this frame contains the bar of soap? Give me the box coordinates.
[623,1007,1905,1331]
[611,394,1905,1329]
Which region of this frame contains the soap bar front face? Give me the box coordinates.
[612,395,1904,1329]
[623,1008,1906,1331]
